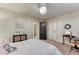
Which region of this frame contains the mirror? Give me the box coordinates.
[64,24,71,29]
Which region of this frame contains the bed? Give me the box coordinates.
[6,39,62,55]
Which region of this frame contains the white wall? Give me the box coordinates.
[47,11,79,42]
[0,8,39,43]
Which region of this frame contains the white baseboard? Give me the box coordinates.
[48,39,74,46]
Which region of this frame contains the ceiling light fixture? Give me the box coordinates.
[39,4,47,15]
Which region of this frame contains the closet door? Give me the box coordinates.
[40,22,47,40]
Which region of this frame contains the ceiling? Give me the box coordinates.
[0,3,79,19]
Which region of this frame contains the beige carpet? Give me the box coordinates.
[43,39,79,55]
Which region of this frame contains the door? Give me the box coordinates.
[40,22,47,40]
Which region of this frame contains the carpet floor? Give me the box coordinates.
[44,39,79,55]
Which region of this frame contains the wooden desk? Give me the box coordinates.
[63,34,75,45]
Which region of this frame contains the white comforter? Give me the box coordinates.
[8,39,62,55]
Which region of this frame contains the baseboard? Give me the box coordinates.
[48,39,74,46]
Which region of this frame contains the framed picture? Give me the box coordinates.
[15,22,23,29]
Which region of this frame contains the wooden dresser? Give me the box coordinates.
[13,34,27,43]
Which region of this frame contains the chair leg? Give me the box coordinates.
[70,47,74,53]
[70,47,72,52]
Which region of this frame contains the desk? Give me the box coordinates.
[63,34,75,45]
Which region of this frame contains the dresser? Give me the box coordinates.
[13,34,27,43]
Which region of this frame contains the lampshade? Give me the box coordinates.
[39,6,47,15]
